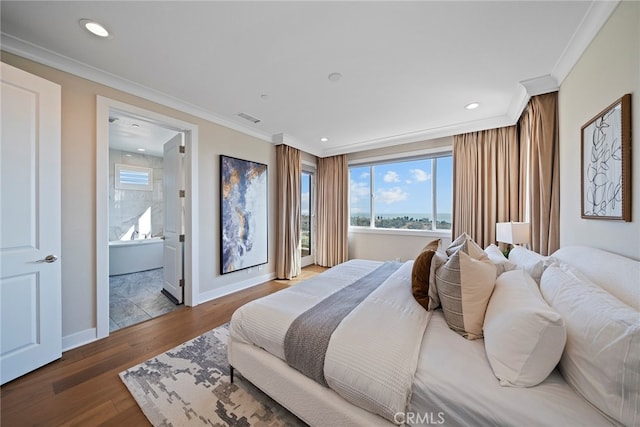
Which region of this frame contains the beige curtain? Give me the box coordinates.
[452,126,521,248]
[521,92,560,255]
[275,144,301,279]
[316,154,349,267]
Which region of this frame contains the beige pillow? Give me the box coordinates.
[411,239,440,310]
[427,251,447,310]
[436,236,496,339]
[446,232,485,259]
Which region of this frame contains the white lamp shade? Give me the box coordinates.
[496,222,530,245]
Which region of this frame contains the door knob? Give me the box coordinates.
[37,255,58,263]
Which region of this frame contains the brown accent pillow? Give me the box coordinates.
[412,239,440,310]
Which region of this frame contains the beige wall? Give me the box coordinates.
[1,51,277,340]
[558,1,640,259]
[347,136,453,261]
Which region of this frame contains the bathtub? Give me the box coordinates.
[109,237,163,276]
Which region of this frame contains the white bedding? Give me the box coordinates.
[230,259,431,423]
[410,312,615,426]
[230,257,618,426]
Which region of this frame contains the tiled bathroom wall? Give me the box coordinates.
[109,149,164,241]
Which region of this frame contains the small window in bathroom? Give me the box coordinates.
[115,164,153,191]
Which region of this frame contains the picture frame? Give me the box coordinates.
[581,93,632,221]
[220,155,268,274]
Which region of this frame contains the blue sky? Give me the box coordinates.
[350,156,452,216]
[301,171,311,215]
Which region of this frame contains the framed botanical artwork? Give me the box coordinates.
[581,93,632,221]
[220,155,268,274]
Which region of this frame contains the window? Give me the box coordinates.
[115,164,153,191]
[301,171,312,257]
[349,154,452,231]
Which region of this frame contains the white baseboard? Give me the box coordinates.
[197,272,276,305]
[60,273,276,352]
[62,328,97,352]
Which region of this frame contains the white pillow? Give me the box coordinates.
[484,269,566,387]
[484,244,517,277]
[540,263,640,426]
[508,246,549,284]
[552,246,640,310]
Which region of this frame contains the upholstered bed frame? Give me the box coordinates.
[228,246,639,426]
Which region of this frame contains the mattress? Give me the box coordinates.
[410,311,615,426]
[230,259,383,359]
[231,259,431,423]
[230,259,617,426]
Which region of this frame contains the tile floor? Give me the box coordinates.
[109,268,181,332]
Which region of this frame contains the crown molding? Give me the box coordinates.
[2,0,618,159]
[551,0,620,85]
[320,114,515,157]
[0,33,273,145]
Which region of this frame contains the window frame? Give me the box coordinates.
[348,148,452,236]
[114,163,153,191]
[301,161,316,267]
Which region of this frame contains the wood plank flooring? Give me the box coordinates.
[0,265,327,426]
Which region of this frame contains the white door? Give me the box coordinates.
[162,134,184,304]
[0,63,61,384]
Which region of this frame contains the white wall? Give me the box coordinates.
[108,149,164,241]
[349,230,451,262]
[347,136,453,261]
[558,1,640,259]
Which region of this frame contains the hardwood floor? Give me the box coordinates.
[0,266,327,426]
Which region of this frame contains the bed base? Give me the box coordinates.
[228,339,393,426]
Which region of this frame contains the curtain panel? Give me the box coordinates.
[452,126,521,248]
[452,92,559,254]
[275,144,301,279]
[316,154,349,267]
[521,92,560,255]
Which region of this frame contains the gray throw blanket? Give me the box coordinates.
[284,261,402,386]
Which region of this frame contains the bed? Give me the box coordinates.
[228,244,639,426]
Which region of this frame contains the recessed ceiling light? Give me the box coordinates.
[320,137,329,142]
[465,102,480,110]
[137,148,145,152]
[260,94,269,100]
[79,19,110,38]
[328,72,342,82]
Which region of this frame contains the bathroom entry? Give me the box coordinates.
[162,133,185,304]
[108,110,185,330]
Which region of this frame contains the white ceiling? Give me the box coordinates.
[1,1,618,157]
[108,113,179,157]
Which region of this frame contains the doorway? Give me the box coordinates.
[301,164,316,267]
[107,112,183,331]
[96,97,199,339]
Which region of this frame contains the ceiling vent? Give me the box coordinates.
[237,112,261,124]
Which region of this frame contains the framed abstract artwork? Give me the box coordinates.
[220,155,268,274]
[581,93,632,221]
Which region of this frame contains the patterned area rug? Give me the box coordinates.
[119,323,305,426]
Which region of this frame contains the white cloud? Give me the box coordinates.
[383,171,400,183]
[359,171,370,179]
[409,168,430,182]
[301,191,310,214]
[375,187,408,204]
[350,180,370,198]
